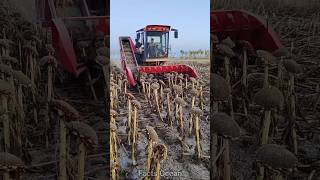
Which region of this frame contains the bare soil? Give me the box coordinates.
[112,60,211,180]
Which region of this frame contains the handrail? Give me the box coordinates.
[62,16,109,21]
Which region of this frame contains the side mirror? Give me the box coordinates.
[174,30,178,38]
[137,33,140,40]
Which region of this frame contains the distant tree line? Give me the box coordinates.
[179,49,210,59]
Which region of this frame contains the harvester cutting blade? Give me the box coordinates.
[138,64,198,78]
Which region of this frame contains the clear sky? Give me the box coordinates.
[110,0,210,59]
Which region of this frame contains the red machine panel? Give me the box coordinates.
[36,0,109,77]
[138,65,198,78]
[211,9,284,53]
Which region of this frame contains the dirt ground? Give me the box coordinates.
[24,79,108,179]
[111,60,211,180]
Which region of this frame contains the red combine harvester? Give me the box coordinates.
[211,9,284,53]
[35,0,109,77]
[119,25,198,87]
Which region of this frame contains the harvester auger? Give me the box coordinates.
[119,25,198,87]
[36,0,109,99]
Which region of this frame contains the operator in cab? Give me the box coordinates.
[148,38,156,58]
[135,39,143,64]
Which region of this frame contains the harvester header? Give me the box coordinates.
[211,9,283,53]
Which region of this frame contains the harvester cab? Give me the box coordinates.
[135,25,178,66]
[120,25,198,87]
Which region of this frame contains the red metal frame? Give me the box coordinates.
[120,37,138,86]
[62,16,109,34]
[124,67,136,86]
[211,9,284,53]
[136,25,171,33]
[36,0,109,77]
[51,19,86,76]
[138,65,198,77]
